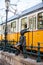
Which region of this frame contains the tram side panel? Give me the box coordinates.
[0,35,2,40]
[36,30,43,52]
[25,30,43,52]
[7,33,19,44]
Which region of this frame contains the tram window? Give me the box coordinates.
[29,18,33,29]
[7,24,11,33]
[2,25,6,34]
[11,21,16,32]
[38,12,43,29]
[29,16,36,30]
[33,17,36,29]
[21,17,27,30]
[3,25,6,33]
[3,25,5,30]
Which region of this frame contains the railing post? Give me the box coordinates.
[23,46,27,58]
[37,42,41,62]
[31,44,33,55]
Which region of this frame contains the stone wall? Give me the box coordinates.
[0,51,43,65]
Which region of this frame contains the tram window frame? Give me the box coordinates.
[29,16,36,31]
[11,21,16,32]
[38,12,43,29]
[21,17,27,30]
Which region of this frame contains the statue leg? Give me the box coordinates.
[15,46,20,55]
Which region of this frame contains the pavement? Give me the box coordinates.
[0,51,43,65]
[0,59,11,65]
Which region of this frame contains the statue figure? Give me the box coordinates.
[15,28,29,55]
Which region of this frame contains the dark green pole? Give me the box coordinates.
[5,0,10,50]
[5,9,8,46]
[37,42,41,62]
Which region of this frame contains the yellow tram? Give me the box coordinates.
[0,2,43,52]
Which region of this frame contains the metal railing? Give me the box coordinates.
[0,40,43,62]
[0,40,17,53]
[23,42,43,62]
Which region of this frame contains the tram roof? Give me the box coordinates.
[0,2,43,25]
[9,2,43,19]
[21,2,43,16]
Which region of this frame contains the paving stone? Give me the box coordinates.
[0,59,11,65]
[0,51,43,65]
